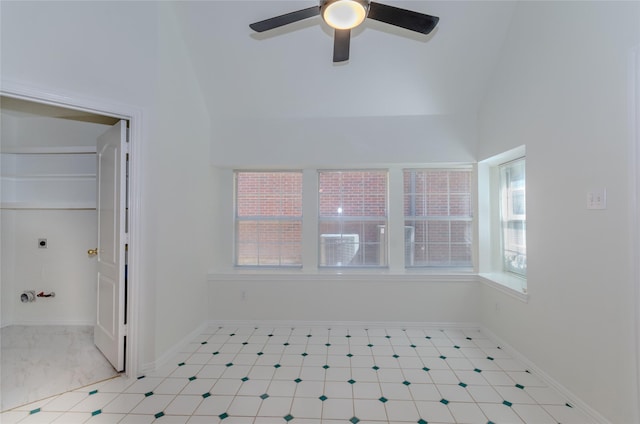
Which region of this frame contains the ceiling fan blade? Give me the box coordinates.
[367,2,439,34]
[249,6,320,32]
[333,29,351,62]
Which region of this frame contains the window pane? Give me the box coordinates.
[318,170,388,267]
[499,159,526,276]
[403,169,473,268]
[235,171,302,267]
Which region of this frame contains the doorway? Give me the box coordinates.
[0,94,137,410]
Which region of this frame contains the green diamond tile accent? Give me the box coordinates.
[347,353,353,358]
[257,352,264,356]
[284,414,294,422]
[402,381,411,386]
[268,334,274,337]
[503,400,513,407]
[348,379,356,385]
[425,336,432,339]
[202,392,211,398]
[201,341,208,345]
[145,391,154,397]
[488,421,496,424]
[294,378,302,383]
[241,377,249,382]
[454,345,460,349]
[487,356,495,361]
[189,376,197,381]
[319,395,328,401]
[29,408,40,415]
[226,363,234,367]
[367,344,373,347]
[325,343,331,347]
[213,351,220,355]
[566,403,573,408]
[393,354,400,359]
[515,384,525,390]
[242,342,248,345]
[219,412,229,419]
[439,355,447,360]
[346,335,351,338]
[423,367,430,372]
[137,375,146,379]
[155,412,165,419]
[301,352,308,357]
[379,397,388,403]
[91,410,102,417]
[372,366,380,371]
[350,417,360,424]
[307,334,312,338]
[418,420,428,424]
[230,333,236,336]
[466,337,473,340]
[440,399,449,405]
[323,365,330,369]
[274,364,281,368]
[260,393,269,400]
[410,344,417,348]
[474,368,482,373]
[284,342,290,346]
[89,389,98,395]
[178,362,185,366]
[459,382,468,388]
[385,335,391,339]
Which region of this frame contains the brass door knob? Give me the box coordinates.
[88,248,98,256]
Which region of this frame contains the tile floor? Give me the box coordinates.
[1,325,596,423]
[1,325,119,411]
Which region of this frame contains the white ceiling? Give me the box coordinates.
[173,1,517,120]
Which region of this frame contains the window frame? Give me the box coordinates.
[317,169,389,268]
[234,170,303,268]
[403,167,474,269]
[498,158,526,277]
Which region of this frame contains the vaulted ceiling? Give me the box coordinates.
[172,1,517,120]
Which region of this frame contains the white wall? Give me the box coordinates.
[478,2,640,423]
[1,1,212,371]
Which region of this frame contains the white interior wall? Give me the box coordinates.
[0,1,212,371]
[478,2,640,423]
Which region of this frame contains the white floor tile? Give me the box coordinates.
[2,324,597,424]
[448,401,489,423]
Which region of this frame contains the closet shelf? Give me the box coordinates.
[1,202,96,210]
[0,146,97,154]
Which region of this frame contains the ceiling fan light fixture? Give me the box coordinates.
[322,0,368,30]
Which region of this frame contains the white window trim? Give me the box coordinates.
[478,145,527,298]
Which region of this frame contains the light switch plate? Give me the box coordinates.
[587,189,606,210]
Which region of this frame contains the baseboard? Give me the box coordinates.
[207,319,481,331]
[140,321,209,376]
[480,325,612,424]
[1,320,95,327]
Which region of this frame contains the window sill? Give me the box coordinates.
[478,273,529,302]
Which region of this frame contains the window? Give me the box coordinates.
[235,171,302,267]
[403,169,473,267]
[499,158,526,276]
[318,170,388,267]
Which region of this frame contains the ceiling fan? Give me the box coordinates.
[249,0,439,63]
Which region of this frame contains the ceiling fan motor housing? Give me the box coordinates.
[320,0,371,30]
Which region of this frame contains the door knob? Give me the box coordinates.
[88,248,98,256]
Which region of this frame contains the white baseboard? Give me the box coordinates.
[1,320,95,327]
[480,325,612,424]
[140,321,209,376]
[207,319,481,331]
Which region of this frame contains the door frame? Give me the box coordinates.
[632,45,640,421]
[1,81,143,379]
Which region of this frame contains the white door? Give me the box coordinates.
[94,120,127,372]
